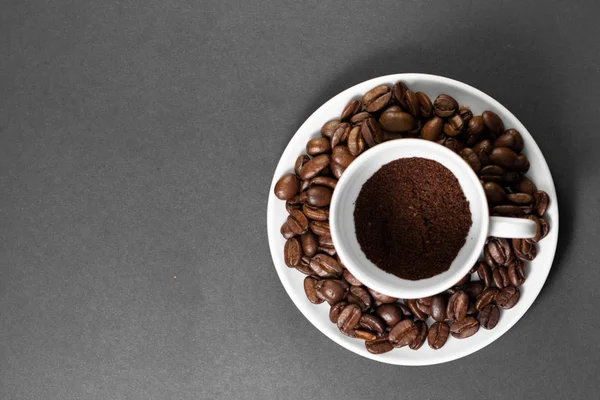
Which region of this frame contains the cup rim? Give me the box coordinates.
[329,138,489,299]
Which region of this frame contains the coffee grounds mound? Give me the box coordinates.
[354,157,472,280]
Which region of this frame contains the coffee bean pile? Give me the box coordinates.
[274,81,550,354]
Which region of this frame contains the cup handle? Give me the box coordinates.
[488,216,537,239]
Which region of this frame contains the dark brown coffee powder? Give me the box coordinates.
[353,157,472,280]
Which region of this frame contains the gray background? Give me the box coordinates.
[1,0,599,399]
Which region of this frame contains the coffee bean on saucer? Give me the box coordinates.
[365,338,394,354]
[341,99,362,121]
[428,321,450,349]
[495,286,520,309]
[482,110,504,137]
[450,316,479,339]
[433,94,458,117]
[479,304,500,330]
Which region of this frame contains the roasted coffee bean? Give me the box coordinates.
[318,234,334,248]
[329,301,347,323]
[539,218,550,240]
[475,287,499,310]
[367,289,398,304]
[407,298,428,320]
[455,273,471,287]
[483,245,500,269]
[512,238,537,261]
[504,171,522,186]
[421,116,444,141]
[331,122,351,148]
[363,85,392,112]
[459,106,473,123]
[492,204,528,217]
[431,295,447,322]
[294,257,314,276]
[410,320,428,350]
[350,111,372,125]
[513,154,530,172]
[533,190,549,216]
[287,209,309,235]
[302,204,329,221]
[341,99,362,121]
[284,237,303,267]
[515,176,538,194]
[495,129,524,152]
[280,221,295,239]
[492,266,510,289]
[321,120,341,138]
[482,110,504,137]
[450,316,480,339]
[490,147,518,168]
[416,297,432,316]
[299,232,318,258]
[392,81,409,108]
[483,182,507,204]
[316,279,347,305]
[446,114,466,136]
[416,92,433,118]
[308,177,337,191]
[337,303,362,334]
[507,193,534,204]
[404,90,420,118]
[525,215,543,244]
[331,145,356,168]
[330,162,345,179]
[473,139,494,165]
[481,165,505,183]
[299,154,331,180]
[354,329,377,341]
[428,321,450,349]
[376,304,404,328]
[365,338,394,354]
[342,269,362,286]
[347,125,366,156]
[442,137,464,153]
[389,319,418,347]
[304,276,324,304]
[479,304,500,330]
[274,173,300,200]
[496,286,520,309]
[361,118,383,147]
[464,281,485,299]
[486,238,514,266]
[447,291,469,321]
[306,137,331,156]
[309,220,330,236]
[477,262,493,288]
[360,314,386,334]
[309,254,343,278]
[348,286,373,311]
[305,186,333,207]
[466,116,486,145]
[508,260,526,286]
[460,148,482,173]
[379,106,416,132]
[294,154,311,176]
[433,94,458,117]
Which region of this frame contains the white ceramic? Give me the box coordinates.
[329,139,537,300]
[266,73,559,365]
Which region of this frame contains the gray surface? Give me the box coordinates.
[1,0,599,399]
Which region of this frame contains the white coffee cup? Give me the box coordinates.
[329,139,536,299]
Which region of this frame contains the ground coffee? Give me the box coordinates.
[353,157,472,280]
